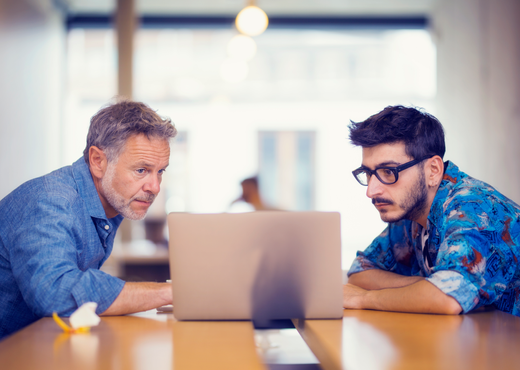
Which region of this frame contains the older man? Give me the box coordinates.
[0,100,176,339]
[344,105,520,317]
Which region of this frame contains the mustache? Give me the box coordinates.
[133,193,156,203]
[372,197,394,205]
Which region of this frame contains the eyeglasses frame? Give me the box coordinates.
[352,155,434,186]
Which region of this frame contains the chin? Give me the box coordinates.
[379,211,405,224]
[120,208,148,221]
[125,213,147,221]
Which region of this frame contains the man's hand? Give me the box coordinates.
[343,283,369,309]
[342,280,462,315]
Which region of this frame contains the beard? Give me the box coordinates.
[101,161,156,220]
[373,168,428,224]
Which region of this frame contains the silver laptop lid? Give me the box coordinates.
[168,211,343,321]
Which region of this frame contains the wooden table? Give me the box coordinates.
[1,308,520,370]
[0,310,265,370]
[295,308,520,370]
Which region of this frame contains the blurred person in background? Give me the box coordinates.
[0,99,176,340]
[231,176,279,211]
[343,105,520,317]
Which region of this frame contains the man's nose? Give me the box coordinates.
[143,174,162,195]
[366,174,383,199]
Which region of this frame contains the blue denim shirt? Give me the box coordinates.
[0,158,125,340]
[348,161,520,316]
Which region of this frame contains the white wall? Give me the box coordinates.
[433,0,520,203]
[0,0,65,199]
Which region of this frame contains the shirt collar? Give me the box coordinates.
[427,160,460,228]
[71,157,123,224]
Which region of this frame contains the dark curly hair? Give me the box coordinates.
[348,105,445,160]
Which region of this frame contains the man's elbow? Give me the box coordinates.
[346,272,359,286]
[442,295,463,315]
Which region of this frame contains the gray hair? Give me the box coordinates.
[83,99,177,164]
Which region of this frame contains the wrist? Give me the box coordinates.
[160,283,173,305]
[361,289,373,310]
[353,287,371,310]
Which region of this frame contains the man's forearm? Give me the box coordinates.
[101,282,172,316]
[348,269,424,290]
[343,280,462,315]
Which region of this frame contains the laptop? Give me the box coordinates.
[167,211,343,321]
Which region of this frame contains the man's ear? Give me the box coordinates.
[89,146,108,180]
[427,155,444,188]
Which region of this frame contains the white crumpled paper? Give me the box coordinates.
[53,302,101,333]
[70,302,101,329]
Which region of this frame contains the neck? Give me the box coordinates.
[415,183,440,228]
[248,194,266,211]
[90,167,118,218]
[416,213,429,229]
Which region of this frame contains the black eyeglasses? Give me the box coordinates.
[352,155,434,186]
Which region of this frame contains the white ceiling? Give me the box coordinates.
[65,0,436,16]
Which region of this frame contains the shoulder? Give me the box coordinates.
[435,162,520,231]
[42,166,80,201]
[10,165,78,202]
[0,165,82,230]
[451,167,516,210]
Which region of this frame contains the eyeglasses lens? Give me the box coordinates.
[375,168,397,184]
[355,170,369,185]
[355,168,397,185]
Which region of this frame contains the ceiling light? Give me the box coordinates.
[235,5,269,37]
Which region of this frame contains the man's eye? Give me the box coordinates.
[158,169,166,175]
[136,169,146,174]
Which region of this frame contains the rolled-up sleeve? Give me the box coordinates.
[70,270,125,314]
[347,253,379,276]
[348,221,417,277]
[426,270,479,313]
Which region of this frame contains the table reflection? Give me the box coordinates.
[52,314,174,370]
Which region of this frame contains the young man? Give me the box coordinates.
[0,100,177,340]
[343,105,520,316]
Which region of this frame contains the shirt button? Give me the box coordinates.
[104,225,109,230]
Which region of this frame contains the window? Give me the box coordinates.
[259,131,315,211]
[65,24,436,269]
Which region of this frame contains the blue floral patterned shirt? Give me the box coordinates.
[348,161,520,316]
[0,158,125,340]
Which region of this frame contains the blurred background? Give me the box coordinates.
[0,0,519,280]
